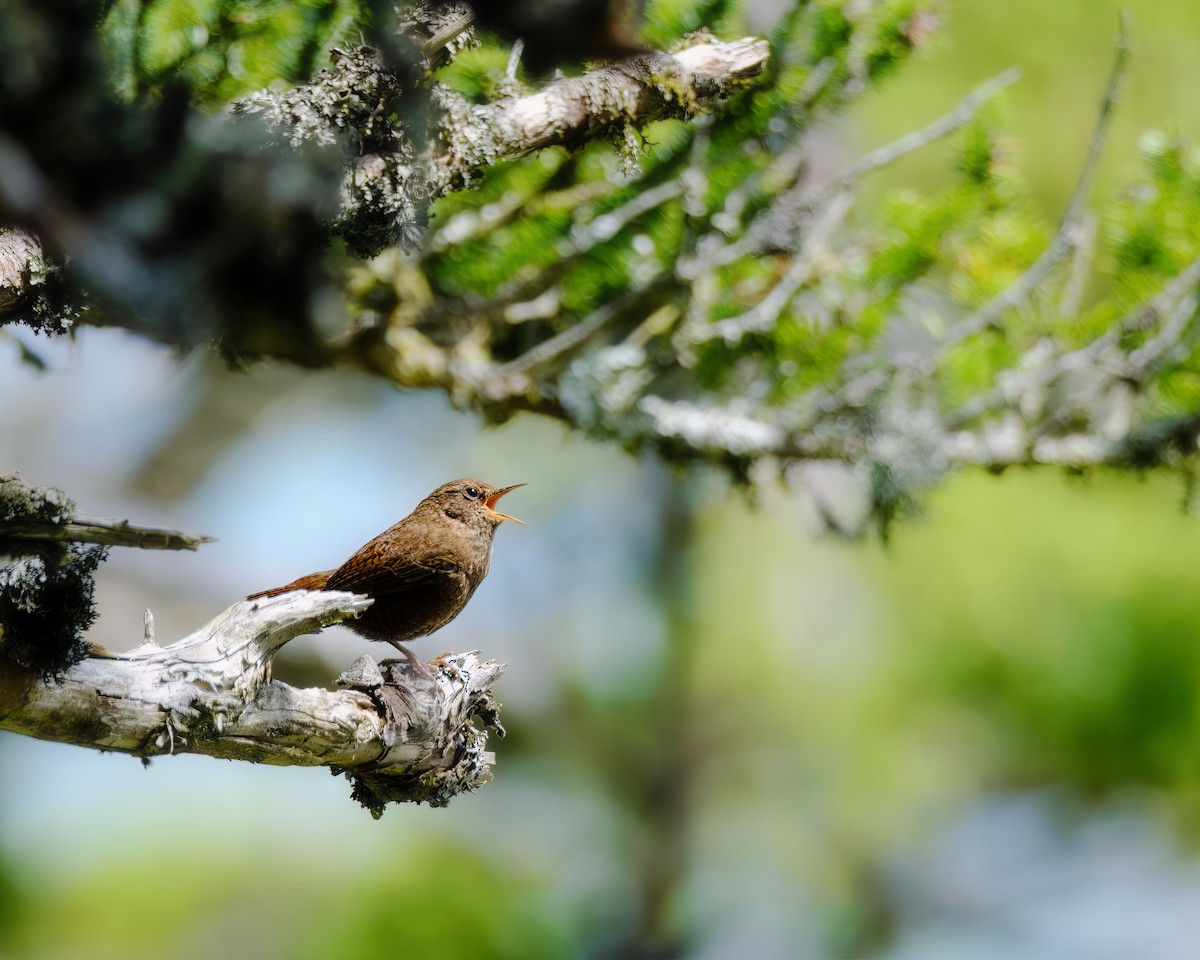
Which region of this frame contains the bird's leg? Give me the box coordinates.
[386,639,436,681]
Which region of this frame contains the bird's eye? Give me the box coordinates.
[464,486,482,500]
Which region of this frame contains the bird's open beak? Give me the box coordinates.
[485,484,527,524]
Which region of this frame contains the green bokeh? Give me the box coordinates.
[858,0,1200,210]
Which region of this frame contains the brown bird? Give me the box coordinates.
[247,479,524,678]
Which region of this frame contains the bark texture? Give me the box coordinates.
[0,228,41,313]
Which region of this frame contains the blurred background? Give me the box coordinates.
[5,0,1200,957]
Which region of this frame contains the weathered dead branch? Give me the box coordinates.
[0,591,505,816]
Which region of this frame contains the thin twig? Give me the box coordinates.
[506,38,525,80]
[474,275,674,400]
[945,250,1200,428]
[692,191,853,346]
[1119,251,1200,334]
[795,57,837,115]
[424,178,608,256]
[1058,211,1097,318]
[1125,294,1200,378]
[432,177,681,331]
[934,17,1128,354]
[814,67,1023,210]
[568,180,685,250]
[445,176,682,323]
[704,67,1022,272]
[421,9,476,59]
[2,517,216,551]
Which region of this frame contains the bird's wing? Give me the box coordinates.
[324,538,460,598]
[246,570,335,600]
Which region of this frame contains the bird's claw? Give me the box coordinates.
[429,653,461,678]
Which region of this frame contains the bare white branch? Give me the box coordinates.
[0,591,505,815]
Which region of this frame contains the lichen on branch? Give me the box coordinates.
[430,36,769,194]
[233,24,768,255]
[0,474,217,675]
[0,474,107,674]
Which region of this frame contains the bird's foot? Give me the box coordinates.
[386,640,437,682]
[429,653,461,679]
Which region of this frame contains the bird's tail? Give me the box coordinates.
[246,570,335,600]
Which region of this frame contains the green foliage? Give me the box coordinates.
[690,469,1200,851]
[0,845,573,960]
[54,0,1200,488]
[880,473,1200,813]
[0,853,29,955]
[861,0,927,82]
[806,2,854,61]
[938,333,1018,410]
[101,0,367,104]
[775,312,857,393]
[414,0,942,415]
[1109,130,1200,292]
[294,846,572,959]
[416,0,1161,453]
[31,0,1200,520]
[388,0,1200,499]
[437,44,513,102]
[639,0,740,50]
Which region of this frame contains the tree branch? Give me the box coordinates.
[230,33,769,258]
[0,591,505,816]
[431,37,770,194]
[10,12,1198,535]
[0,516,215,551]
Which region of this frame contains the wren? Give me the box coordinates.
[247,479,524,677]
